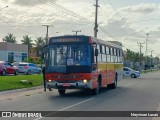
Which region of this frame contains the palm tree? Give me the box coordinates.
[34,37,46,57]
[3,33,17,43]
[21,35,33,57]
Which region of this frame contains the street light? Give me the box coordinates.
[145,33,149,56]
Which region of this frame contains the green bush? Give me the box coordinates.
[24,57,42,64]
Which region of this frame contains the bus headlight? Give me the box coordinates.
[48,80,52,82]
[83,79,87,83]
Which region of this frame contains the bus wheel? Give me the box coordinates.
[110,73,118,89]
[110,79,117,89]
[58,89,66,95]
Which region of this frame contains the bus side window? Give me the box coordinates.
[97,44,102,62]
[106,47,110,62]
[92,46,97,71]
[102,45,106,62]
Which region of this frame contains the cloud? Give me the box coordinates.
[100,18,144,40]
[0,0,160,54]
[120,3,158,14]
[12,0,57,6]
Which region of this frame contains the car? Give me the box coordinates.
[12,62,20,67]
[0,61,19,76]
[17,62,42,75]
[123,67,140,78]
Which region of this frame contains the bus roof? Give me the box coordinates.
[49,35,122,49]
[90,36,122,49]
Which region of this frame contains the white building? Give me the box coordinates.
[0,42,28,62]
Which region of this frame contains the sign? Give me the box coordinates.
[50,38,81,43]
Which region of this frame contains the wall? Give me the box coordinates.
[0,42,28,62]
[0,50,8,61]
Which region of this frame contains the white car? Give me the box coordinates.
[123,67,140,78]
[17,62,42,75]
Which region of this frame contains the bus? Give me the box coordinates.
[42,35,123,95]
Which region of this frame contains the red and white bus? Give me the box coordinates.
[42,35,123,95]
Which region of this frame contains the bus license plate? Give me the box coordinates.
[63,83,70,86]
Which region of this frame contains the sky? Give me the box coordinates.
[0,0,160,57]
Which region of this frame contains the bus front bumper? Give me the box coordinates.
[46,80,92,89]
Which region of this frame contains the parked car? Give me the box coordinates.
[123,67,140,78]
[0,61,19,76]
[17,62,42,75]
[12,62,20,67]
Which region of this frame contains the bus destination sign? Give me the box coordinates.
[50,38,81,43]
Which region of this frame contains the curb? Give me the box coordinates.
[0,86,43,95]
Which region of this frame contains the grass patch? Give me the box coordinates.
[0,75,43,92]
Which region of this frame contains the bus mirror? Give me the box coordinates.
[95,49,98,56]
[42,52,44,60]
[41,45,48,60]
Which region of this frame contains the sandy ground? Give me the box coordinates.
[0,87,43,101]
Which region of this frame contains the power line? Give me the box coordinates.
[38,0,91,23]
[39,0,113,38]
[102,0,119,20]
[122,45,137,52]
[44,0,112,38]
[0,18,40,36]
[106,0,139,37]
[107,0,122,18]
[100,0,129,38]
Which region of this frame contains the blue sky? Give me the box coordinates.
[0,0,160,56]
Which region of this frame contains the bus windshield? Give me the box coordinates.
[47,44,91,73]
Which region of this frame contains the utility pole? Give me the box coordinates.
[94,0,99,38]
[72,30,81,35]
[145,33,149,56]
[156,54,159,67]
[137,41,145,68]
[150,50,154,70]
[150,50,154,57]
[42,25,53,44]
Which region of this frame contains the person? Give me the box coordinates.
[58,54,66,65]
[42,67,46,91]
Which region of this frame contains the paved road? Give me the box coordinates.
[0,71,160,120]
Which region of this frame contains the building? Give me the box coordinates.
[30,47,37,58]
[0,42,28,62]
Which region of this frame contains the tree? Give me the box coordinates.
[21,35,33,57]
[34,37,46,57]
[3,33,17,43]
[124,49,144,63]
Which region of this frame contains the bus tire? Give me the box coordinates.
[58,89,66,95]
[111,79,117,89]
[110,73,118,89]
